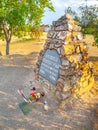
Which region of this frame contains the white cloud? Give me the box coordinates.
[51,0,65,8]
[86,0,98,6]
[51,0,98,9]
[69,0,98,7]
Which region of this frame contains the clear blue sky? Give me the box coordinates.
[42,0,98,25]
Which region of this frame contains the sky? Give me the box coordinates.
[42,0,98,25]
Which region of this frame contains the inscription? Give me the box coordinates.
[39,49,61,85]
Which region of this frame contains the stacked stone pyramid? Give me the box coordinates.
[35,14,94,101]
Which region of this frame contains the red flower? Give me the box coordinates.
[31,87,36,91]
[30,92,37,98]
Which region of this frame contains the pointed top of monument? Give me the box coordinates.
[66,13,73,20]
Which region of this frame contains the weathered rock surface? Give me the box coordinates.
[35,14,94,109]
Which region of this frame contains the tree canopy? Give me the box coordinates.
[65,4,98,45]
[0,0,54,55]
[78,4,98,44]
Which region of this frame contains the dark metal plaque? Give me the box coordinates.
[39,49,61,85]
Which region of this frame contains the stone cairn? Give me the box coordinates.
[35,14,94,108]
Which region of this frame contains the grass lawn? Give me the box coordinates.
[0,38,45,55]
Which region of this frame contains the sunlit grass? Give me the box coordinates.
[0,33,47,55]
[0,39,45,55]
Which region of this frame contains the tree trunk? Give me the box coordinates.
[6,40,10,55]
[3,24,12,55]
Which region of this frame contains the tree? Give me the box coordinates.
[65,3,98,45]
[78,3,98,44]
[0,0,54,55]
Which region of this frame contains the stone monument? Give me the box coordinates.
[34,14,94,108]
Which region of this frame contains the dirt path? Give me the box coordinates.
[0,45,98,130]
[0,66,97,130]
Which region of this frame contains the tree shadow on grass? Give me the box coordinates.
[0,52,39,68]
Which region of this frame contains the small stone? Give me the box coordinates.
[61,58,70,66]
[61,91,71,100]
[77,32,83,40]
[44,101,49,111]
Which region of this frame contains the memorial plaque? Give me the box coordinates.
[39,49,61,85]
